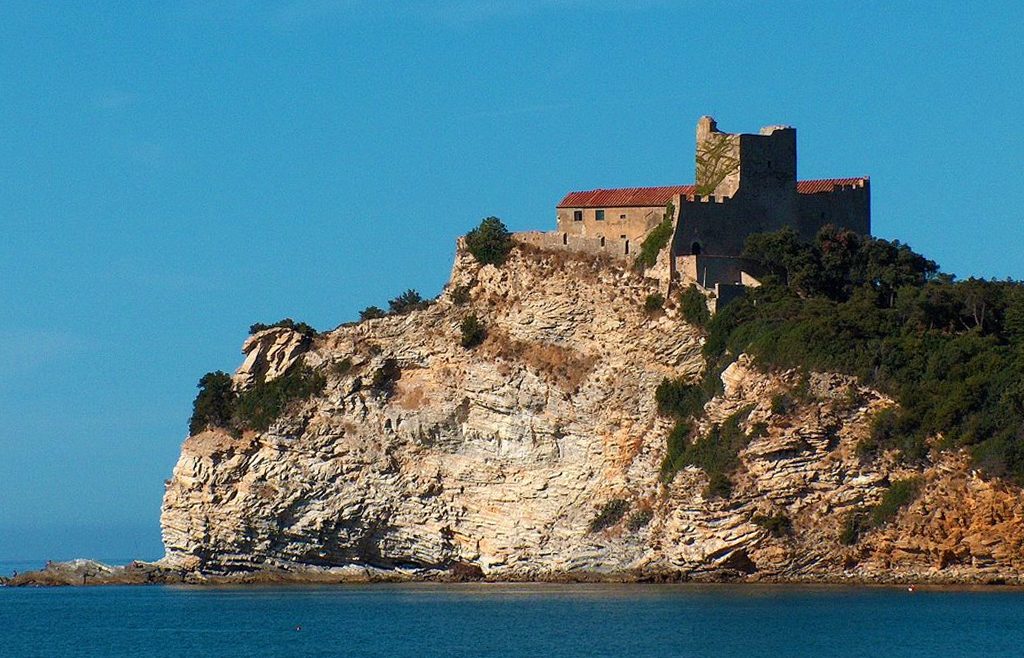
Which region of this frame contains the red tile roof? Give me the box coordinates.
[796,177,868,194]
[557,178,867,207]
[557,185,695,208]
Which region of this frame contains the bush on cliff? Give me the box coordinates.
[359,306,387,321]
[589,498,630,532]
[189,371,236,435]
[702,225,1024,483]
[465,216,513,266]
[679,284,710,327]
[248,318,317,336]
[233,365,326,432]
[188,364,326,435]
[644,292,665,313]
[460,314,486,348]
[634,202,674,269]
[388,289,429,315]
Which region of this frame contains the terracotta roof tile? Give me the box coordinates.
[557,178,868,207]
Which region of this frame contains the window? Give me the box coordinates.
[573,210,583,222]
[595,209,605,221]
[619,213,626,219]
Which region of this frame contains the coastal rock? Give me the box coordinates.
[232,327,311,389]
[151,242,1024,584]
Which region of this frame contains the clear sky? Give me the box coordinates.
[1,1,1022,561]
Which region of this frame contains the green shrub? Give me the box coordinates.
[662,409,754,496]
[189,371,236,435]
[752,513,793,537]
[634,202,674,269]
[389,289,429,315]
[838,478,922,546]
[655,378,705,419]
[644,292,665,313]
[460,314,486,348]
[660,419,693,480]
[627,508,654,531]
[839,509,870,546]
[370,358,401,397]
[451,285,472,305]
[465,216,513,266]
[679,284,710,327]
[234,365,326,432]
[249,318,317,336]
[331,358,353,376]
[589,498,630,532]
[359,306,387,321]
[870,477,922,526]
[770,393,794,416]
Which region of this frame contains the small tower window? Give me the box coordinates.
[691,242,702,255]
[619,213,626,219]
[573,210,583,222]
[595,209,605,221]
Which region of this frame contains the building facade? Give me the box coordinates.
[554,116,870,266]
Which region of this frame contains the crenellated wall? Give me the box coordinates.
[796,179,871,240]
[513,230,633,261]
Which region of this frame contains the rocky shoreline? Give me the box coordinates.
[4,559,1021,588]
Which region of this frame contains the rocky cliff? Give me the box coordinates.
[150,240,1024,584]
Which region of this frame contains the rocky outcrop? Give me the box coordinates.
[232,327,311,390]
[150,241,1024,584]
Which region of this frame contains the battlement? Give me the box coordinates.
[549,115,871,307]
[513,230,633,261]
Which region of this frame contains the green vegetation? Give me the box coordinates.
[331,357,353,377]
[626,508,654,531]
[359,306,387,321]
[656,378,706,420]
[870,477,922,526]
[249,318,317,336]
[188,365,325,434]
[752,512,793,537]
[840,477,924,545]
[389,289,429,315]
[189,371,236,435]
[635,202,674,269]
[460,314,486,348]
[679,284,710,327]
[451,285,472,305]
[839,510,871,546]
[234,365,326,432]
[644,292,665,313]
[665,409,756,498]
[465,216,513,266]
[370,358,401,397]
[703,225,1024,481]
[589,498,630,532]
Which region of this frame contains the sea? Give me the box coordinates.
[3,560,1024,657]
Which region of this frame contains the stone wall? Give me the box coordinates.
[513,231,633,262]
[796,179,871,239]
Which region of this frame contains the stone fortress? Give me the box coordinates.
[516,116,870,304]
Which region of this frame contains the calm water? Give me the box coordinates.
[3,579,1024,658]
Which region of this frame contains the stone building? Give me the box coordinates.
[540,116,870,298]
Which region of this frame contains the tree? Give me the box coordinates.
[189,371,236,435]
[465,216,512,266]
[460,314,486,348]
[389,289,428,314]
[359,306,387,321]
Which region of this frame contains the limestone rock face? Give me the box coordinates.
[232,327,311,389]
[159,243,1024,583]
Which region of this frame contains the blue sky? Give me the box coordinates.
[1,1,1022,561]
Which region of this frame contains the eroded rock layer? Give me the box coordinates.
[156,243,1024,584]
